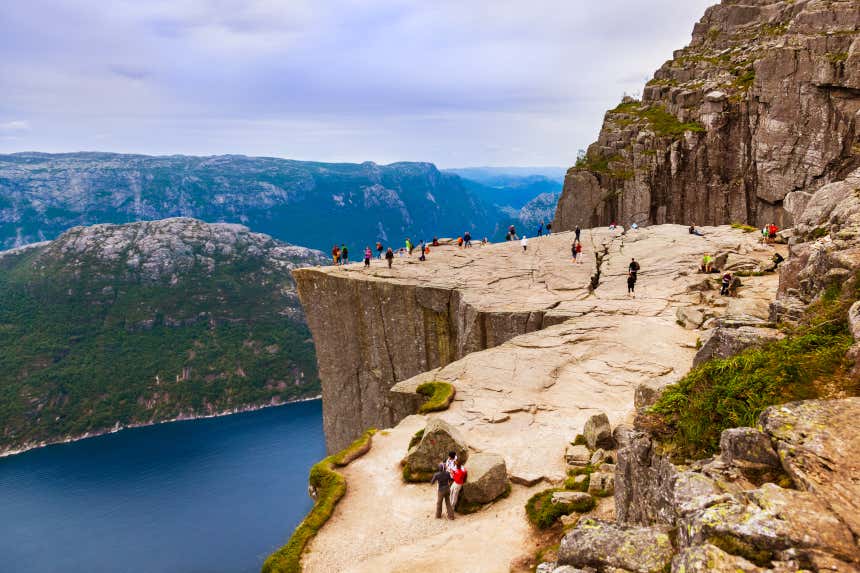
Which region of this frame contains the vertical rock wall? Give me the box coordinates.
[555,0,860,231]
[294,269,553,452]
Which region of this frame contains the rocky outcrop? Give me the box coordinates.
[693,326,784,367]
[554,0,860,231]
[583,412,615,450]
[402,418,468,475]
[460,453,509,505]
[557,519,675,573]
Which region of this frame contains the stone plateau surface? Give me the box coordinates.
[295,225,783,572]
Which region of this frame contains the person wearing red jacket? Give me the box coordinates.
[449,460,467,510]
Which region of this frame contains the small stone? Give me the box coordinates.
[552,491,593,505]
[719,427,780,469]
[583,412,614,450]
[589,448,608,466]
[565,444,591,467]
[587,471,614,496]
[536,562,557,573]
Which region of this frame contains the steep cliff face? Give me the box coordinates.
[555,0,860,231]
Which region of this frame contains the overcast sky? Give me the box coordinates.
[0,0,714,167]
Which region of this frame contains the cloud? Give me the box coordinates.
[0,0,714,166]
[0,120,30,132]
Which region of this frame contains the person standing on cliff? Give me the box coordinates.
[521,235,528,252]
[376,241,384,259]
[385,247,394,269]
[406,238,413,255]
[537,221,544,237]
[575,241,583,264]
[364,246,372,267]
[331,245,340,265]
[341,244,349,265]
[575,226,581,243]
[628,258,640,298]
[449,460,467,511]
[431,463,455,520]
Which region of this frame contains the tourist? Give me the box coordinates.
[449,460,467,510]
[482,237,488,246]
[509,225,518,240]
[385,247,395,268]
[762,225,769,243]
[521,235,528,252]
[546,221,552,235]
[571,241,578,263]
[701,253,714,273]
[457,236,464,248]
[419,241,426,261]
[609,221,617,230]
[432,237,440,247]
[629,258,641,274]
[364,246,372,267]
[430,463,455,520]
[341,244,349,265]
[406,238,413,255]
[464,231,472,248]
[537,221,544,237]
[628,269,637,298]
[721,272,732,296]
[768,252,785,272]
[631,222,639,230]
[575,226,581,242]
[575,241,583,263]
[445,451,458,473]
[768,223,778,243]
[376,241,384,259]
[331,244,340,265]
[689,224,704,237]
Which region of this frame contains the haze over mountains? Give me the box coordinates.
[0,152,562,252]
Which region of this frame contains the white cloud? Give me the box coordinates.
[0,120,31,132]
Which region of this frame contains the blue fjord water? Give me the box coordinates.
[0,400,325,573]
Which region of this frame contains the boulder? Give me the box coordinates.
[671,544,763,573]
[402,418,468,473]
[587,470,614,496]
[460,452,508,505]
[558,519,674,573]
[615,432,680,525]
[692,327,784,368]
[759,398,860,539]
[680,483,858,564]
[676,307,705,329]
[565,444,591,467]
[850,301,860,341]
[612,423,635,450]
[552,491,593,506]
[589,448,610,466]
[719,427,780,470]
[583,412,614,450]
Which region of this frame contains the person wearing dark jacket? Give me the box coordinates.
[430,463,455,519]
[385,247,395,269]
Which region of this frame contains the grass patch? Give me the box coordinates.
[607,100,705,139]
[731,222,758,233]
[571,434,586,446]
[564,474,590,492]
[407,428,424,450]
[262,428,376,573]
[526,489,596,529]
[416,381,455,414]
[827,52,849,64]
[645,286,859,459]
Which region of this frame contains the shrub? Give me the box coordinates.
[571,434,587,446]
[262,428,376,573]
[416,381,455,414]
[526,489,595,529]
[564,474,590,492]
[731,222,758,233]
[407,428,424,450]
[647,288,857,459]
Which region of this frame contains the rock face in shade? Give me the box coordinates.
[554,0,860,231]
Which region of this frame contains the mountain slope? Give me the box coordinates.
[0,218,325,454]
[554,0,860,231]
[0,152,500,251]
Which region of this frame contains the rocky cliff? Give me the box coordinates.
[554,0,860,231]
[0,218,325,455]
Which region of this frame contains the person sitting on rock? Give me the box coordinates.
[767,252,785,272]
[721,272,732,296]
[449,460,467,511]
[431,463,455,520]
[689,224,704,237]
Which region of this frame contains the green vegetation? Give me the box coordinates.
[733,68,756,90]
[401,463,435,483]
[646,283,859,459]
[526,489,595,529]
[408,428,424,450]
[609,101,705,139]
[827,52,849,64]
[416,381,456,414]
[571,434,587,446]
[0,236,321,453]
[262,429,375,573]
[731,222,759,233]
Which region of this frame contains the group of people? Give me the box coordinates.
[337,231,492,271]
[570,225,583,263]
[762,223,779,243]
[430,451,467,520]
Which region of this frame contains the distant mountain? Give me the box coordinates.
[0,152,504,252]
[0,218,325,454]
[445,166,566,185]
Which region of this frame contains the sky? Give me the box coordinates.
[0,0,714,167]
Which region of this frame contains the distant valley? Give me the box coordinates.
[0,153,562,252]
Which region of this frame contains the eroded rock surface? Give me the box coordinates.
[554,0,860,231]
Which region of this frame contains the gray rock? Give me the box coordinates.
[583,412,614,450]
[693,327,784,368]
[565,444,591,467]
[589,448,610,467]
[460,452,508,505]
[849,301,860,341]
[634,383,664,409]
[587,471,614,496]
[558,519,674,573]
[612,423,635,450]
[402,418,469,474]
[719,427,780,470]
[552,491,593,505]
[552,567,594,573]
[671,544,763,573]
[676,307,705,330]
[536,562,556,573]
[615,432,680,525]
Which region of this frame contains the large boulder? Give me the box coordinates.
[460,452,508,505]
[719,427,780,470]
[583,412,614,450]
[557,519,674,573]
[759,398,860,539]
[402,418,468,474]
[692,327,784,368]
